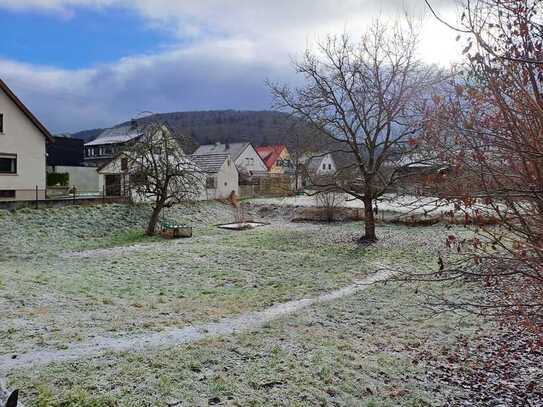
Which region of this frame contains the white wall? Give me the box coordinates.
[215,157,239,199]
[48,166,100,193]
[0,88,47,201]
[235,145,268,176]
[316,154,337,176]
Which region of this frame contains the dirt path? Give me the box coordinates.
[0,269,393,374]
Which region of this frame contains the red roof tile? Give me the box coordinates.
[255,144,286,171]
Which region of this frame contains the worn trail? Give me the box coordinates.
[0,270,393,373]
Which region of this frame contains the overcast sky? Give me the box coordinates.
[0,0,462,133]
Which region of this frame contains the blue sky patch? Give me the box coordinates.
[0,7,176,69]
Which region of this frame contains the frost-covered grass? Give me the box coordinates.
[1,202,484,406]
[0,203,460,356]
[249,193,454,215]
[249,193,499,220]
[7,278,482,406]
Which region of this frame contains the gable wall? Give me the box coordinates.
[215,157,239,199]
[270,148,291,174]
[235,145,268,175]
[316,154,337,175]
[0,88,47,200]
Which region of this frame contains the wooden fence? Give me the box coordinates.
[239,175,295,198]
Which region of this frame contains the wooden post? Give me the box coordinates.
[35,185,39,209]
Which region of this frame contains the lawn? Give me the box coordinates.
[0,202,489,406]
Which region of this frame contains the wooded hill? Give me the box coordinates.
[70,110,301,149]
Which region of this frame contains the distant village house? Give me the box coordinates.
[190,154,239,200]
[256,144,294,174]
[194,142,268,177]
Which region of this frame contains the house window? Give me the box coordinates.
[0,113,4,133]
[322,163,326,170]
[328,164,332,170]
[0,154,17,174]
[0,190,15,198]
[278,159,291,168]
[206,176,217,189]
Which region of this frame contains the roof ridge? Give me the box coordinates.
[0,79,53,142]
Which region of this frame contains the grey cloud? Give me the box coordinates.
[0,41,295,133]
[0,0,461,133]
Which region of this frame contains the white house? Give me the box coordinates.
[303,152,337,176]
[190,154,239,200]
[95,124,238,202]
[0,79,53,201]
[96,124,182,197]
[194,142,268,176]
[84,120,194,168]
[84,122,147,168]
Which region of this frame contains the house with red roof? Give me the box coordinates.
[255,144,294,174]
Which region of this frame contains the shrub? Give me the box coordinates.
[47,172,70,187]
[316,191,345,222]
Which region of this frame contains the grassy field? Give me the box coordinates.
[0,202,485,406]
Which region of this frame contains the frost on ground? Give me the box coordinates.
[249,193,453,214]
[0,202,534,406]
[0,270,394,373]
[6,273,485,406]
[1,202,443,356]
[249,193,499,220]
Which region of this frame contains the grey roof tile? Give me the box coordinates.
[194,143,249,161]
[84,125,143,146]
[191,154,231,174]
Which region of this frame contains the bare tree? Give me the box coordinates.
[126,120,203,235]
[419,0,543,333]
[269,19,441,242]
[283,123,322,192]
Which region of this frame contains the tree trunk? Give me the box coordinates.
[146,204,163,236]
[361,196,377,243]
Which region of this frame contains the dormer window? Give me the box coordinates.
[0,113,4,133]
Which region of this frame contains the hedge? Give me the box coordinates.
[47,172,70,187]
